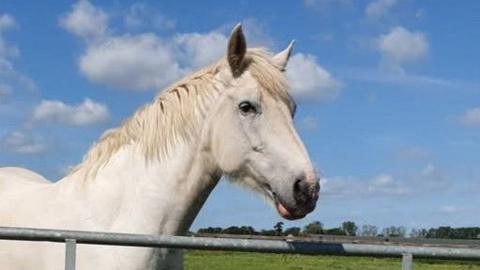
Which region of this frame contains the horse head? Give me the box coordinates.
[209,25,320,220]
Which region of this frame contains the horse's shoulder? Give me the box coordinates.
[0,167,51,185]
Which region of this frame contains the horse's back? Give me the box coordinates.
[0,167,53,226]
[0,167,51,188]
[0,168,63,269]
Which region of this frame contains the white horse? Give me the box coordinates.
[0,25,319,270]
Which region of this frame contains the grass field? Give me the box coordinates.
[185,250,480,270]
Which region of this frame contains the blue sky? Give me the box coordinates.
[0,0,479,232]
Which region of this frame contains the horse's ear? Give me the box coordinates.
[273,40,295,71]
[227,23,247,77]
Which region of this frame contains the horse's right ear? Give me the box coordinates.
[227,23,247,77]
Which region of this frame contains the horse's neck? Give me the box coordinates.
[59,68,229,236]
[66,140,220,235]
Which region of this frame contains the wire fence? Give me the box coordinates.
[1,226,480,270]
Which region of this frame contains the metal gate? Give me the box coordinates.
[1,226,480,270]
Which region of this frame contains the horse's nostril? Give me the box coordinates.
[293,174,321,209]
[294,178,302,193]
[293,177,310,205]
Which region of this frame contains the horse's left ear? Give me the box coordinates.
[273,40,295,71]
[227,23,247,77]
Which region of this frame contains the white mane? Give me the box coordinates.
[73,49,293,176]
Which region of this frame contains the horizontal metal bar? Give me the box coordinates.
[204,233,480,249]
[0,227,479,260]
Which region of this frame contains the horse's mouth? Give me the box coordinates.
[273,193,307,220]
[263,183,308,220]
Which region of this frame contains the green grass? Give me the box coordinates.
[185,250,480,270]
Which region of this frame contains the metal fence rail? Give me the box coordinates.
[199,233,480,249]
[1,226,480,270]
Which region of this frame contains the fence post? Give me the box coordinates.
[65,239,77,270]
[402,253,413,270]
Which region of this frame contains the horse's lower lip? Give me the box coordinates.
[269,190,308,220]
[276,201,294,220]
[275,199,306,220]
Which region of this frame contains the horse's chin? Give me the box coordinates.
[261,183,310,220]
[275,200,306,220]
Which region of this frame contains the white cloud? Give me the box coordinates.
[59,0,108,41]
[368,173,407,195]
[124,3,176,30]
[321,173,408,198]
[79,34,182,90]
[0,59,36,91]
[416,164,450,192]
[241,19,275,48]
[460,107,480,127]
[377,27,428,71]
[319,176,356,198]
[304,0,352,11]
[319,164,453,201]
[61,1,339,101]
[342,67,459,89]
[1,131,45,154]
[61,1,218,90]
[286,53,341,101]
[0,14,18,59]
[172,20,272,70]
[0,14,16,31]
[32,98,109,126]
[173,26,340,104]
[0,13,36,95]
[365,0,397,19]
[174,32,227,70]
[78,30,230,90]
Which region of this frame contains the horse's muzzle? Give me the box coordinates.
[275,176,320,220]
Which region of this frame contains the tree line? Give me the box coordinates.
[196,221,480,240]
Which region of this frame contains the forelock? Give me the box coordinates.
[246,49,295,114]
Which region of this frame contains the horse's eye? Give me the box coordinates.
[238,101,257,114]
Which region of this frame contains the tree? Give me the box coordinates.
[303,221,323,235]
[274,222,284,236]
[410,228,428,238]
[260,229,277,236]
[382,226,406,238]
[324,227,345,235]
[284,227,301,236]
[222,226,256,235]
[197,227,223,234]
[425,226,480,239]
[360,224,378,237]
[342,221,358,236]
[428,226,456,239]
